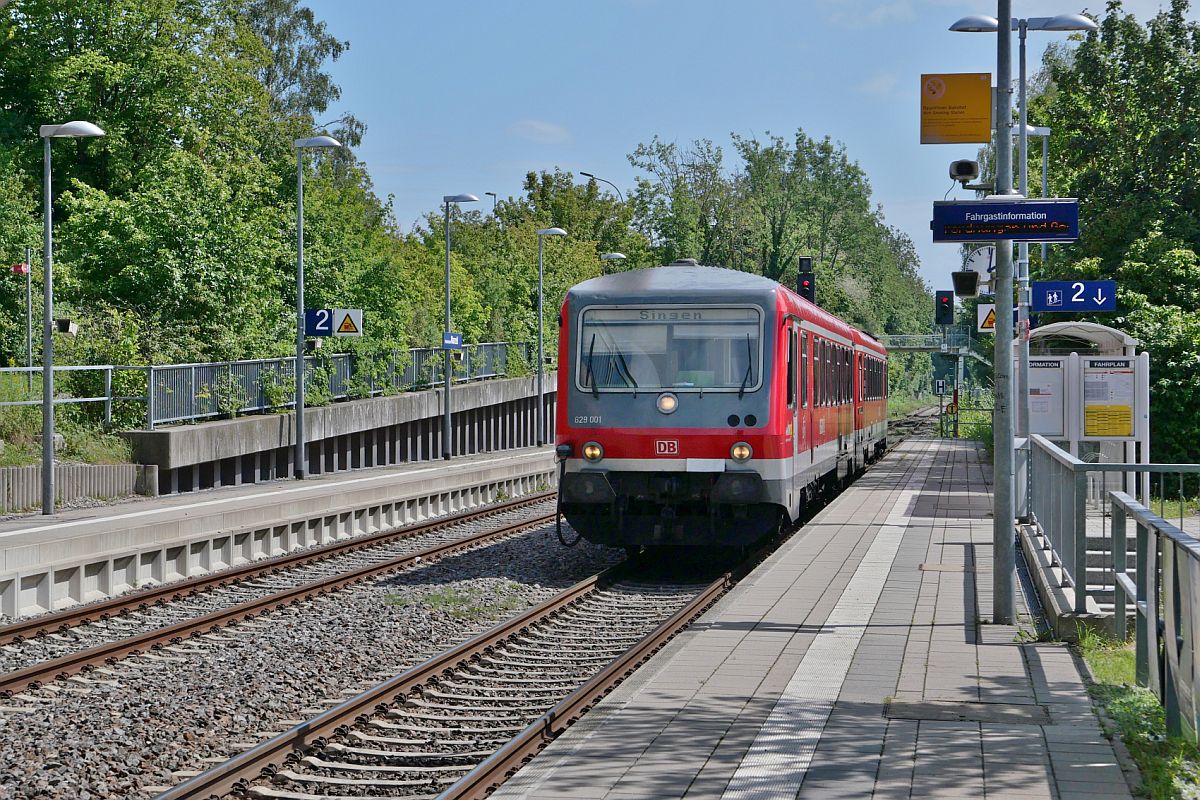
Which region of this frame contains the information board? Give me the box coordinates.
[1083,359,1135,438]
[931,199,1080,243]
[920,73,993,144]
[1028,359,1065,437]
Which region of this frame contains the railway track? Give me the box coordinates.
[155,561,730,800]
[0,495,557,697]
[146,405,946,800]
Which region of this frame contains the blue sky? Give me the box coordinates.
[304,0,1185,289]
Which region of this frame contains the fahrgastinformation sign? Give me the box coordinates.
[931,199,1080,243]
[920,73,993,144]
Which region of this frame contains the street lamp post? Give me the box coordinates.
[39,121,105,515]
[485,191,497,212]
[442,194,478,460]
[579,172,624,203]
[535,228,567,447]
[600,252,626,273]
[293,135,342,481]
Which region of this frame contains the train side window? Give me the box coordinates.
[801,333,808,407]
[786,329,796,408]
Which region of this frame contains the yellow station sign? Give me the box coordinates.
[920,73,992,144]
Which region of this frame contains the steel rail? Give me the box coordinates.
[0,491,554,646]
[439,569,732,799]
[153,569,614,800]
[0,509,556,697]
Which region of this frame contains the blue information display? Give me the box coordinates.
[305,308,333,336]
[1031,280,1117,312]
[932,199,1079,243]
[442,331,463,350]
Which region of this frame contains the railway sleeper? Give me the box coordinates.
[517,629,642,645]
[249,786,439,800]
[420,688,561,705]
[301,755,470,776]
[454,666,580,685]
[436,678,576,695]
[484,648,612,665]
[366,719,525,736]
[323,742,491,763]
[274,766,456,787]
[403,697,550,714]
[348,730,507,749]
[384,708,529,724]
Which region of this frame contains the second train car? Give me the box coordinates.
[555,260,888,548]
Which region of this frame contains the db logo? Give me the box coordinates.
[655,440,679,456]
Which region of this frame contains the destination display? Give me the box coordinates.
[931,199,1080,243]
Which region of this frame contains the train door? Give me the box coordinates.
[800,331,811,468]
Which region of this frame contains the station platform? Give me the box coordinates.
[496,438,1134,800]
[0,447,554,618]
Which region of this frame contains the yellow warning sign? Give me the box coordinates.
[920,73,993,144]
[977,304,996,332]
[331,308,363,337]
[1084,405,1134,437]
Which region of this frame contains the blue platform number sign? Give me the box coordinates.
[931,199,1080,243]
[305,308,333,336]
[1031,280,1117,313]
[442,331,463,350]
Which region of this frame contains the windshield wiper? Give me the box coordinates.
[585,333,598,398]
[613,344,638,391]
[738,333,753,399]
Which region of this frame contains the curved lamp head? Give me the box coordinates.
[949,14,999,32]
[40,121,105,138]
[295,135,342,149]
[600,252,626,261]
[1043,13,1098,32]
[579,171,596,179]
[537,227,568,237]
[444,194,478,204]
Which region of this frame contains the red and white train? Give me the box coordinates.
[554,260,888,548]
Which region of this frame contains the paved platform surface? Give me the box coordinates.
[495,438,1133,799]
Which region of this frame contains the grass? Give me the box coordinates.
[1077,626,1200,797]
[888,394,933,420]
[957,407,994,451]
[0,374,132,467]
[386,581,527,621]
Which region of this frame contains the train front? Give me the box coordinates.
[555,265,783,549]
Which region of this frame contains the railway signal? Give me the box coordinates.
[935,290,954,325]
[797,256,815,303]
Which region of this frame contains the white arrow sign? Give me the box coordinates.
[1093,288,1107,306]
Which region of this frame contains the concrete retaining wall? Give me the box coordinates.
[0,464,158,513]
[123,373,557,495]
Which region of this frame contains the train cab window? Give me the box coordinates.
[786,329,796,408]
[576,305,763,393]
[801,332,808,407]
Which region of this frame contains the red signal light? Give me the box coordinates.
[11,263,30,275]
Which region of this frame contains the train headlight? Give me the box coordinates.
[582,441,604,462]
[730,442,753,463]
[656,393,678,414]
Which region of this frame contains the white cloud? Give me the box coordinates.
[821,0,914,29]
[856,71,899,95]
[507,119,572,145]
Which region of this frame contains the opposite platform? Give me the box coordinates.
[495,437,1133,800]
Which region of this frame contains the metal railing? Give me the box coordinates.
[878,326,975,351]
[1111,491,1200,741]
[1027,434,1200,613]
[0,342,532,430]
